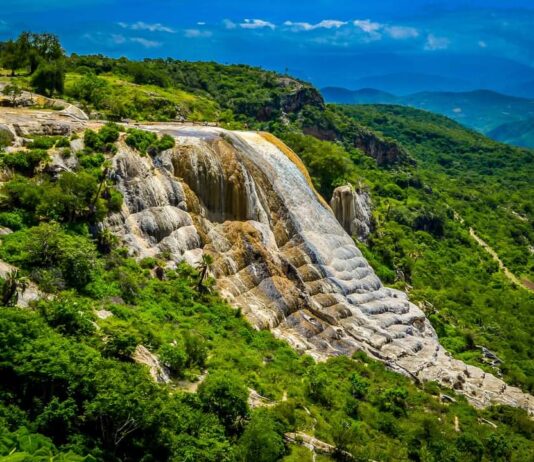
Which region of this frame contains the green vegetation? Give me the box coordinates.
[0,32,65,96]
[64,73,221,122]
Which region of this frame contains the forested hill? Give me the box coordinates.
[0,33,533,462]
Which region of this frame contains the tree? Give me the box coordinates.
[0,40,22,76]
[31,61,65,97]
[198,372,248,434]
[197,253,214,292]
[237,411,285,462]
[2,82,22,106]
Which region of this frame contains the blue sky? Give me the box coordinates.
[2,1,534,93]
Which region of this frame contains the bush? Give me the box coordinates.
[237,411,285,462]
[37,294,95,337]
[125,128,157,154]
[98,122,121,144]
[148,134,175,155]
[381,183,405,200]
[349,372,369,399]
[83,129,104,151]
[377,387,409,416]
[184,331,208,368]
[28,136,57,150]
[0,223,98,290]
[0,211,25,230]
[198,372,248,433]
[0,128,14,148]
[0,149,48,175]
[159,342,187,376]
[101,321,141,359]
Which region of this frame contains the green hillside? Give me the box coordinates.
[321,88,534,148]
[489,117,534,148]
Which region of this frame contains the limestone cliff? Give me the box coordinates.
[1,107,532,415]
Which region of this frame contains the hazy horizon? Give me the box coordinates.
[2,0,534,95]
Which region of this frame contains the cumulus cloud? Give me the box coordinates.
[424,34,450,50]
[118,21,175,33]
[284,19,347,31]
[184,29,213,38]
[240,19,276,30]
[130,37,162,48]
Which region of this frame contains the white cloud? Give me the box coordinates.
[478,40,487,48]
[118,21,175,33]
[386,25,419,39]
[424,34,450,50]
[184,29,213,38]
[84,32,161,48]
[197,21,206,26]
[353,19,419,41]
[284,19,347,31]
[240,19,276,30]
[130,37,162,48]
[110,34,127,44]
[223,19,237,29]
[354,19,382,34]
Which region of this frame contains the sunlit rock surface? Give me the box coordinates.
[1,108,532,414]
[330,185,372,242]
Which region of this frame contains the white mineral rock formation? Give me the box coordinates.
[1,108,532,414]
[330,185,372,242]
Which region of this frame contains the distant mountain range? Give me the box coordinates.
[321,87,534,148]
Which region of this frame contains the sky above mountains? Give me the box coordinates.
[2,0,534,94]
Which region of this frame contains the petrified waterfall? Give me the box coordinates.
[0,108,532,414]
[105,123,533,413]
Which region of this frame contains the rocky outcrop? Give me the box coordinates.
[330,185,372,242]
[1,107,532,414]
[132,345,170,384]
[351,127,410,165]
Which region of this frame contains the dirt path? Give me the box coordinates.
[454,212,533,292]
[467,227,525,287]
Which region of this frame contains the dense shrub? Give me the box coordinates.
[0,149,48,175]
[0,223,98,290]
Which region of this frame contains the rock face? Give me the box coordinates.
[132,345,170,384]
[330,185,372,242]
[1,108,532,414]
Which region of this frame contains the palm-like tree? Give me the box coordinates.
[196,254,214,292]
